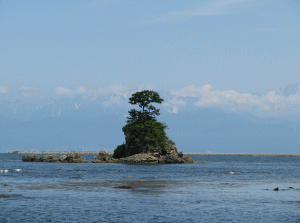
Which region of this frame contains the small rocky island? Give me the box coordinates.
[22,150,193,164]
[22,90,194,164]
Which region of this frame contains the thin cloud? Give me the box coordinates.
[90,0,118,7]
[55,86,87,97]
[55,87,74,96]
[75,86,87,94]
[0,86,7,94]
[167,0,253,16]
[128,0,253,27]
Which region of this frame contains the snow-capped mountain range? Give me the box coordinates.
[0,85,300,154]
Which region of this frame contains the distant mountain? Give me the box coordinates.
[283,83,300,96]
[1,89,300,154]
[0,90,177,121]
[160,109,300,154]
[1,107,299,154]
[0,115,127,152]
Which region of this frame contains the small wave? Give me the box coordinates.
[224,171,240,175]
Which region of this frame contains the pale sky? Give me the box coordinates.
[0,0,300,116]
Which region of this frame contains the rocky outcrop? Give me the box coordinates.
[119,153,159,164]
[22,153,83,163]
[92,151,115,163]
[59,155,67,162]
[22,154,39,162]
[62,153,83,163]
[22,150,194,164]
[38,154,58,162]
[118,152,194,164]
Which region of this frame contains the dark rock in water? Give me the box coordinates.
[119,153,159,164]
[22,154,39,162]
[6,190,12,192]
[71,177,81,179]
[114,185,135,189]
[273,187,279,191]
[0,195,11,198]
[92,151,114,163]
[61,153,83,163]
[113,140,194,164]
[118,152,194,164]
[23,171,29,174]
[4,184,9,186]
[58,155,67,162]
[38,154,58,162]
[20,149,194,164]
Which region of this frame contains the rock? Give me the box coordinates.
[289,186,294,189]
[58,155,67,162]
[0,195,11,198]
[22,154,39,162]
[118,150,194,164]
[92,151,113,163]
[23,171,29,174]
[38,154,58,162]
[273,187,279,191]
[114,186,135,189]
[4,184,9,186]
[120,153,159,164]
[178,152,183,158]
[182,156,194,163]
[6,190,12,192]
[61,153,83,163]
[71,177,81,179]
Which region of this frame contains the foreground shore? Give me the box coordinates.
[8,151,300,156]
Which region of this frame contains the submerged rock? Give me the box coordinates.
[114,185,135,189]
[0,195,11,198]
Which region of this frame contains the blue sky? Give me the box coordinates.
[0,0,300,116]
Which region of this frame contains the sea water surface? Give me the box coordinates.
[0,154,300,222]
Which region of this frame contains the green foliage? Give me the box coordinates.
[123,119,169,152]
[112,144,127,159]
[126,90,163,124]
[113,90,176,158]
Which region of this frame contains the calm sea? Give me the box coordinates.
[0,154,300,223]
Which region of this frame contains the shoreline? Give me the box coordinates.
[6,151,300,156]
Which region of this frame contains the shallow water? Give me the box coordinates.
[1,154,300,222]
